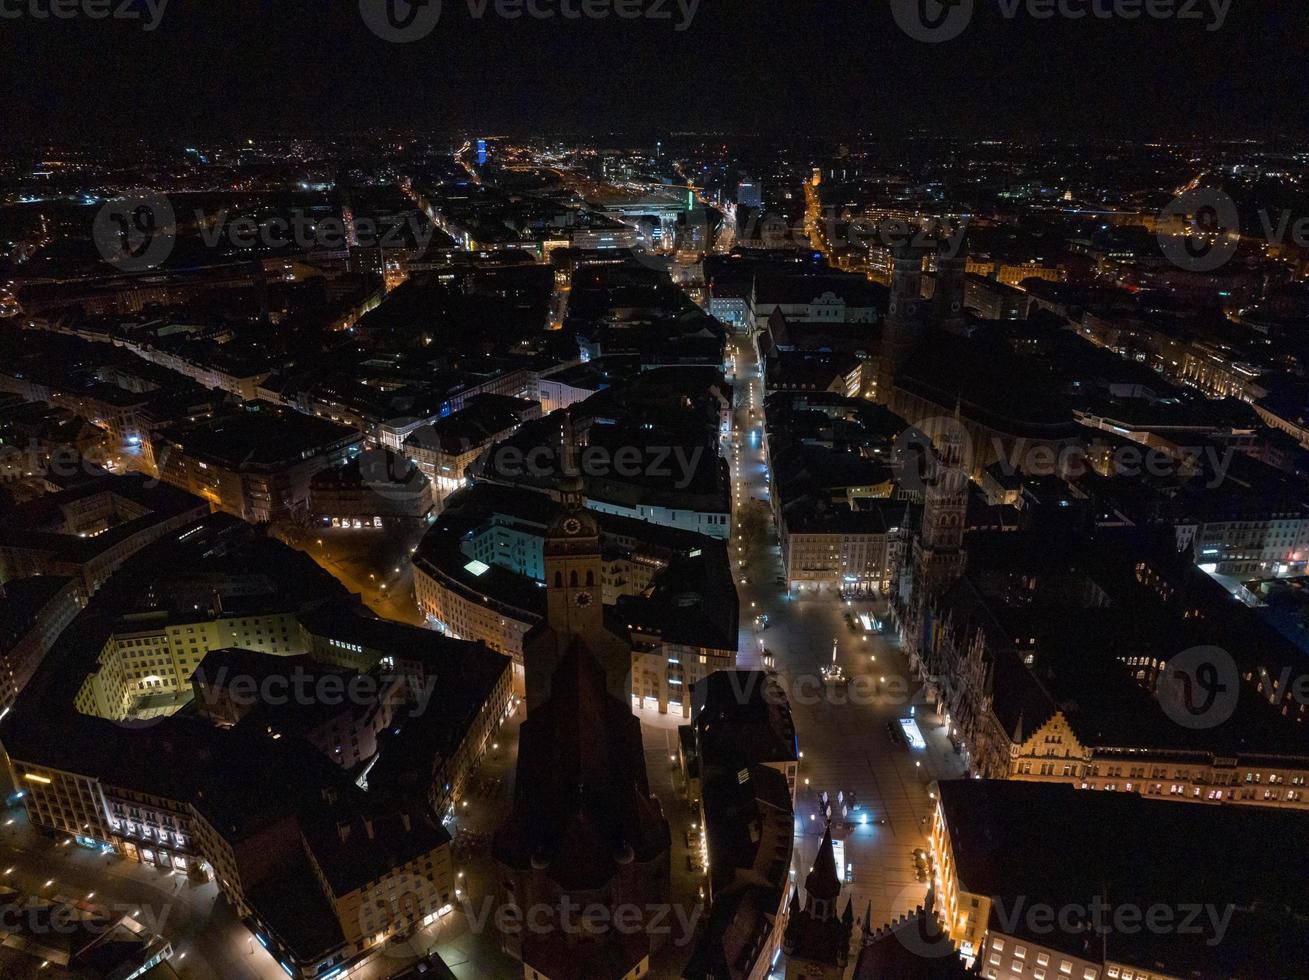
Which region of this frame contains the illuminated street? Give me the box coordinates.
[275,521,429,627]
[723,329,967,934]
[0,805,279,980]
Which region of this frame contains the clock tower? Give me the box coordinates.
[524,412,633,713]
[544,490,605,637]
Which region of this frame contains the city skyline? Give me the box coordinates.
[3,5,1309,980]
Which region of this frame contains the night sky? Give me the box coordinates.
[4,0,1307,139]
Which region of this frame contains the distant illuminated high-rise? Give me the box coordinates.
[737,177,763,209]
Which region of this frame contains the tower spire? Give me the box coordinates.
[804,824,842,910]
[560,410,583,508]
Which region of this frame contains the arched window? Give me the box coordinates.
[554,572,563,588]
[570,570,579,587]
[586,570,595,586]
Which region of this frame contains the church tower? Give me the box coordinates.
[899,410,969,690]
[932,238,968,334]
[875,242,930,405]
[544,418,605,637]
[783,825,855,979]
[912,406,969,603]
[524,413,632,714]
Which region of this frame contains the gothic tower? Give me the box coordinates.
[912,406,969,604]
[899,410,969,691]
[875,242,930,404]
[782,825,855,980]
[932,238,968,334]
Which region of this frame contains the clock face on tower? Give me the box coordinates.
[574,591,594,608]
[562,517,583,535]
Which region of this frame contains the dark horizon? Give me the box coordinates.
[4,0,1307,141]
